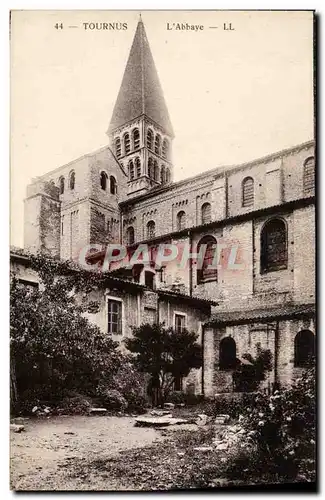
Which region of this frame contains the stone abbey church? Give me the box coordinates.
[13,19,315,396]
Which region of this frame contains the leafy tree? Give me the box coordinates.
[235,367,316,482]
[233,344,273,392]
[124,323,202,406]
[10,263,122,410]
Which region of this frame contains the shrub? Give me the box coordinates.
[203,392,257,420]
[111,362,150,413]
[166,391,205,406]
[10,269,122,413]
[228,367,316,483]
[166,391,186,405]
[60,393,93,415]
[96,388,127,412]
[233,346,272,392]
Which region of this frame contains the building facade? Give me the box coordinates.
[21,19,316,396]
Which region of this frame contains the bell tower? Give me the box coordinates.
[107,18,174,198]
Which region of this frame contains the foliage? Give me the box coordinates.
[110,362,149,413]
[59,393,94,415]
[10,262,123,412]
[228,367,316,482]
[124,323,202,406]
[233,345,273,392]
[203,392,257,420]
[96,388,128,412]
[166,391,204,406]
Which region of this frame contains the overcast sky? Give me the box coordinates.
[10,10,314,247]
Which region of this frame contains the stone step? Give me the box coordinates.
[88,408,107,415]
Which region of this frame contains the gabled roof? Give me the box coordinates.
[108,19,174,137]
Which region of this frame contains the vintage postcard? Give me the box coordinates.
[10,10,316,491]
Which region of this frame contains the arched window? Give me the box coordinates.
[242,177,254,207]
[219,337,237,370]
[147,129,153,150]
[154,160,159,181]
[162,139,169,159]
[147,220,156,239]
[126,226,135,246]
[165,167,171,184]
[261,218,287,273]
[197,235,218,283]
[135,157,141,178]
[303,156,315,196]
[294,330,315,367]
[201,203,211,224]
[59,176,65,195]
[132,128,140,150]
[124,133,130,154]
[110,176,117,195]
[177,211,186,231]
[155,134,161,155]
[115,137,121,158]
[100,171,108,191]
[129,160,135,181]
[69,171,75,190]
[160,166,165,185]
[148,158,154,179]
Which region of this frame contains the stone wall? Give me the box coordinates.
[24,180,60,258]
[203,316,315,397]
[120,141,314,244]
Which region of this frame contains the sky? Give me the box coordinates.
[10,10,314,248]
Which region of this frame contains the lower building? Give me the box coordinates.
[16,19,315,398]
[10,246,315,397]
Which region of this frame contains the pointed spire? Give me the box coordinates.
[108,18,174,136]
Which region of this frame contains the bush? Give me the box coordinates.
[227,367,316,483]
[166,391,204,406]
[111,362,149,413]
[97,388,127,411]
[166,391,186,405]
[233,346,272,392]
[10,269,123,412]
[59,393,93,415]
[203,392,257,420]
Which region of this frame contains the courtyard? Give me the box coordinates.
[10,415,165,491]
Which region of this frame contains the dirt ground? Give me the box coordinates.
[10,415,165,491]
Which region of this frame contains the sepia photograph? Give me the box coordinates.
[10,10,316,491]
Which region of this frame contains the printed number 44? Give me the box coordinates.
[54,23,63,29]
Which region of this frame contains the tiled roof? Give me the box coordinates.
[206,303,315,326]
[10,248,215,307]
[157,288,217,307]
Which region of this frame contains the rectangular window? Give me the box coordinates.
[107,299,122,335]
[175,313,186,334]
